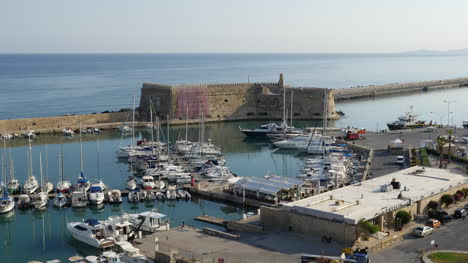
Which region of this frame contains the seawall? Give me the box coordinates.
[0,112,130,134]
[333,77,468,101]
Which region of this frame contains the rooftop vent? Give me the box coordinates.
[335,200,344,206]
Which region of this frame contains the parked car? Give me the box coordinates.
[453,209,467,219]
[428,209,452,223]
[413,226,433,237]
[464,204,468,211]
[396,156,405,165]
[425,219,441,229]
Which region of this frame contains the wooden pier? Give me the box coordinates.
[194,215,227,226]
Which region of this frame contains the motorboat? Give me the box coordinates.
[239,123,301,137]
[146,191,156,201]
[62,128,74,136]
[67,219,116,248]
[126,176,137,191]
[166,186,177,200]
[128,211,170,233]
[23,176,39,194]
[71,189,88,208]
[31,192,49,210]
[53,192,68,208]
[154,180,165,190]
[17,194,31,209]
[155,192,166,200]
[23,130,36,139]
[88,184,105,205]
[177,189,191,200]
[118,124,132,134]
[108,189,123,204]
[128,189,140,202]
[141,175,156,190]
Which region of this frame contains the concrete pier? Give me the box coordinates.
[334,77,468,101]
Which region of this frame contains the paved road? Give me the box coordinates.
[372,218,468,263]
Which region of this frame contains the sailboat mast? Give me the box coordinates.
[132,91,135,148]
[290,89,293,127]
[29,138,33,177]
[166,114,170,154]
[45,145,49,185]
[79,122,83,172]
[185,105,188,142]
[283,84,286,126]
[97,136,100,180]
[39,152,43,192]
[149,98,154,154]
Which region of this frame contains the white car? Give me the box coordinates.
[413,226,433,237]
[396,155,405,165]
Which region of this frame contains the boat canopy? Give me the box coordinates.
[138,211,167,219]
[84,219,100,226]
[90,186,102,192]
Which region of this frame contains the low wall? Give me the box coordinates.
[334,77,468,101]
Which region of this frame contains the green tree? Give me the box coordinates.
[441,194,454,207]
[395,210,411,225]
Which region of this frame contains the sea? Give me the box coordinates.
[1,53,468,262]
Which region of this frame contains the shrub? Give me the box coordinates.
[395,210,412,225]
[341,247,353,255]
[441,194,454,207]
[453,194,462,202]
[427,200,439,210]
[456,190,465,199]
[358,219,381,234]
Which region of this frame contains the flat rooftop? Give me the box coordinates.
[283,166,468,224]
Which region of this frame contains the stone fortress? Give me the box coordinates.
[138,74,339,122]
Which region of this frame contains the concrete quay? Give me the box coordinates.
[334,77,468,101]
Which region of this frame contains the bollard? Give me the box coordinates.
[154,237,159,252]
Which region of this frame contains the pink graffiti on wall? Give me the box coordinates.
[175,86,210,119]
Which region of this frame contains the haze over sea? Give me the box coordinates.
[1,53,468,128]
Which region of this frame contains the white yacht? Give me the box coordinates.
[23,176,38,194]
[53,192,68,208]
[67,219,116,248]
[108,189,122,204]
[0,192,15,214]
[177,189,191,200]
[126,176,137,191]
[89,183,105,205]
[141,176,156,190]
[71,189,88,208]
[128,211,170,233]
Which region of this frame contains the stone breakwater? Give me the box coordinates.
[333,77,468,101]
[0,112,130,134]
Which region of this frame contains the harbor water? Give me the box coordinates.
[0,121,316,262]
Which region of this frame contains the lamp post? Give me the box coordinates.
[444,100,456,127]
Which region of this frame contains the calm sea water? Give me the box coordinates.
[0,121,316,262]
[1,53,468,129]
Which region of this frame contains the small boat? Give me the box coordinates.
[146,191,156,201]
[155,192,166,200]
[7,179,20,195]
[17,194,31,209]
[177,189,191,200]
[126,176,137,191]
[118,124,132,134]
[71,189,88,208]
[166,189,177,200]
[31,192,49,210]
[23,176,39,194]
[141,175,156,190]
[76,172,91,191]
[128,189,140,202]
[0,187,15,214]
[128,211,170,233]
[62,128,74,136]
[88,183,105,205]
[154,180,165,190]
[108,189,122,204]
[53,192,68,208]
[43,181,54,194]
[56,180,71,193]
[23,130,36,139]
[67,219,116,248]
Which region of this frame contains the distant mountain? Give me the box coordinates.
[403,48,468,55]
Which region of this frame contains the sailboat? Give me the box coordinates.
[0,152,15,213]
[56,145,71,193]
[31,153,49,210]
[89,136,105,205]
[117,92,138,159]
[54,148,69,207]
[7,150,20,195]
[43,146,54,194]
[23,139,38,194]
[76,124,90,191]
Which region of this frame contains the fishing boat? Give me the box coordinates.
[126,176,137,191]
[387,108,426,130]
[67,219,116,248]
[53,192,68,208]
[107,189,122,204]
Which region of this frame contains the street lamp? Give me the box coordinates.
[444,100,456,127]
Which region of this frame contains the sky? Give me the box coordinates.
[1,0,467,53]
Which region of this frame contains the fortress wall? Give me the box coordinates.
[139,83,173,120]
